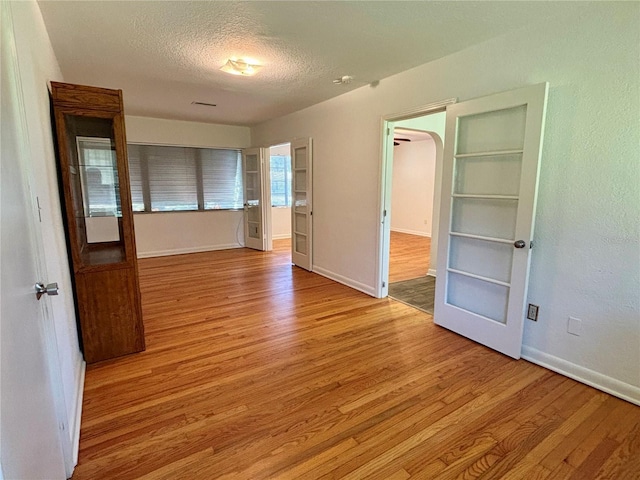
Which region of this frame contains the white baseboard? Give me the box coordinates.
[71,360,86,466]
[427,268,437,277]
[272,234,292,240]
[521,345,640,406]
[391,228,431,238]
[137,243,243,259]
[312,266,377,297]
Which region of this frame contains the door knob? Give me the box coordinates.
[513,240,526,249]
[35,282,59,300]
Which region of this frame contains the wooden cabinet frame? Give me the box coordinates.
[51,82,145,363]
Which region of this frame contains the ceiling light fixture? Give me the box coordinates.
[220,58,262,76]
[333,75,353,85]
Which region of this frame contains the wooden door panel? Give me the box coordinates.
[75,267,144,363]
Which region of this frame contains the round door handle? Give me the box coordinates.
[35,282,59,300]
[514,240,526,249]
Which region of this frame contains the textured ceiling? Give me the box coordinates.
[38,1,573,126]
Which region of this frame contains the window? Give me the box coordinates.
[127,144,243,212]
[270,154,292,207]
[78,137,121,216]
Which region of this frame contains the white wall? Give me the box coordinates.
[269,143,290,156]
[12,0,85,455]
[272,207,291,239]
[125,116,251,257]
[252,3,640,402]
[125,116,250,149]
[396,114,447,138]
[134,211,244,258]
[394,112,446,275]
[390,138,436,237]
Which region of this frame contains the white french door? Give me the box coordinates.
[290,138,313,271]
[242,148,268,251]
[434,83,548,359]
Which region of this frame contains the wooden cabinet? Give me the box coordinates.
[51,82,145,363]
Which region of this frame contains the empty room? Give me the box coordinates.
[2,1,639,479]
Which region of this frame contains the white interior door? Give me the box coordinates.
[379,122,396,297]
[242,147,268,251]
[1,4,68,477]
[434,83,548,359]
[290,138,313,271]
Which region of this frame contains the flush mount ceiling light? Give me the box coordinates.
[220,58,262,76]
[333,75,353,85]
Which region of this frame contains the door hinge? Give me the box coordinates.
[387,127,391,136]
[382,281,386,288]
[36,196,43,222]
[530,241,534,249]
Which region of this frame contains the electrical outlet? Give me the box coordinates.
[527,304,539,321]
[568,316,582,336]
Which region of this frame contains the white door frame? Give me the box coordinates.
[265,142,293,248]
[263,139,313,268]
[377,98,456,298]
[263,148,273,251]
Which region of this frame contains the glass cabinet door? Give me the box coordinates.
[62,114,127,267]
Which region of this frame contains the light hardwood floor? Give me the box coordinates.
[389,231,431,283]
[72,240,640,479]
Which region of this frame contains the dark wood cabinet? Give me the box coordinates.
[51,81,145,363]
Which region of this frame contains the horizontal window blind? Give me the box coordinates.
[126,144,145,212]
[201,149,243,209]
[270,155,292,207]
[148,146,197,211]
[127,144,242,213]
[78,139,121,216]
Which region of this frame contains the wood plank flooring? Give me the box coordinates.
[389,231,431,283]
[72,240,640,479]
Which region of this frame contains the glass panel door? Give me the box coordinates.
[445,106,525,323]
[243,149,265,250]
[290,138,313,270]
[434,83,548,359]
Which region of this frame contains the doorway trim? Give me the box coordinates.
[376,98,456,298]
[260,138,313,270]
[266,142,293,248]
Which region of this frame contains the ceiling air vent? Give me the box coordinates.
[191,101,217,107]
